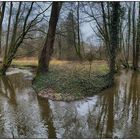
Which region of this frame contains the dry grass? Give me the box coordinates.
[12,58,109,74]
[12,60,38,66]
[50,60,108,75]
[12,58,71,67]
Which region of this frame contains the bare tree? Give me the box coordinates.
[76,2,82,59]
[132,2,136,70]
[37,2,62,74]
[134,2,140,70]
[109,2,120,84]
[126,4,131,68]
[0,2,51,75]
[0,2,6,57]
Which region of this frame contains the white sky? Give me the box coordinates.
[2,2,104,46]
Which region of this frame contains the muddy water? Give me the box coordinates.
[0,68,139,138]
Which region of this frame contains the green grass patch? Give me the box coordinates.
[33,61,110,101]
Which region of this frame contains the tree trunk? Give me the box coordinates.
[58,34,62,60]
[132,2,136,70]
[109,2,120,84]
[126,6,131,68]
[101,2,111,59]
[4,2,13,64]
[77,2,82,60]
[0,2,34,75]
[8,2,22,54]
[135,2,140,70]
[0,2,6,57]
[37,2,62,74]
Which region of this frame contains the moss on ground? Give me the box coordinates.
[33,61,110,101]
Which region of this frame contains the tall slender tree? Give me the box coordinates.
[0,2,50,75]
[0,2,6,57]
[135,2,140,70]
[126,4,131,68]
[132,2,136,70]
[76,2,82,59]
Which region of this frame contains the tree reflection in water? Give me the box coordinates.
[0,72,54,138]
[49,70,140,139]
[0,69,140,138]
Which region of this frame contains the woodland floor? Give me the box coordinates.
[10,58,111,101]
[15,58,111,101]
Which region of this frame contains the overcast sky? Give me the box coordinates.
[2,2,100,46]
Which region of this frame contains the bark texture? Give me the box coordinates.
[37,2,62,74]
[109,2,120,84]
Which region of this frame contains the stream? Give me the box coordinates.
[0,68,139,138]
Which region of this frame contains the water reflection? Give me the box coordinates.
[49,70,140,138]
[0,70,49,138]
[37,97,56,138]
[0,69,139,138]
[0,76,16,104]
